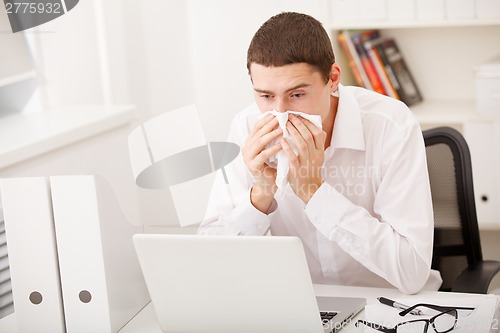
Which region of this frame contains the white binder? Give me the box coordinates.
[0,177,65,333]
[50,175,149,333]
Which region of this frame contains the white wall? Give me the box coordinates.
[32,0,105,107]
[120,0,195,118]
[29,0,197,115]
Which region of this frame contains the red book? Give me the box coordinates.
[351,32,386,95]
[364,38,400,100]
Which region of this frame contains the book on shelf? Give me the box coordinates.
[350,30,387,96]
[377,38,423,106]
[370,39,404,101]
[337,31,372,90]
[363,38,400,100]
[337,29,423,106]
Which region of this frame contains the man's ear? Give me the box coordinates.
[328,63,341,92]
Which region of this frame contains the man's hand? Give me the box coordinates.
[281,114,326,203]
[242,114,283,213]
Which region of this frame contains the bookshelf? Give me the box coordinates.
[332,23,500,119]
[329,17,500,228]
[330,20,500,125]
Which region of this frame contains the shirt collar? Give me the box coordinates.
[330,84,366,151]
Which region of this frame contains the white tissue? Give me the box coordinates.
[260,110,322,189]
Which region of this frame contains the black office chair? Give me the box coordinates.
[423,126,500,293]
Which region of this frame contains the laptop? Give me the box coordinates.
[133,234,366,333]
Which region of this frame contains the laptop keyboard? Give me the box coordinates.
[320,311,338,323]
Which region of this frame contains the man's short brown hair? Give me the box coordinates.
[247,12,335,82]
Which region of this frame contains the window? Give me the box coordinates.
[0,9,37,118]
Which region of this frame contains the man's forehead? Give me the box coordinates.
[250,63,321,91]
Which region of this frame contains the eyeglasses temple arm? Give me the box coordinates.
[399,303,454,316]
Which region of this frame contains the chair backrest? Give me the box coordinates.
[423,127,483,291]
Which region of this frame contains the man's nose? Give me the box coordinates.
[275,99,288,113]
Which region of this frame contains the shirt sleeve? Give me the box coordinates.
[305,120,434,294]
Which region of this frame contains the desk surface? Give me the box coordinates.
[1,284,498,333]
[118,284,499,333]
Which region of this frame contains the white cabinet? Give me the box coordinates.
[327,4,500,227]
[464,122,500,228]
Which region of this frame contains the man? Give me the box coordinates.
[198,12,442,294]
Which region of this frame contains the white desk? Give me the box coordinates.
[1,284,498,332]
[118,284,499,333]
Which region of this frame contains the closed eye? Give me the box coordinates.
[291,93,304,98]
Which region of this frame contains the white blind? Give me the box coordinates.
[0,208,14,319]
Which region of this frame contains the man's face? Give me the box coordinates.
[249,62,338,122]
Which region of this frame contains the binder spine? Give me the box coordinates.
[0,177,66,333]
[50,175,148,333]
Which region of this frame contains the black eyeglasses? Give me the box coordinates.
[356,303,475,333]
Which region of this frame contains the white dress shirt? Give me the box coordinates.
[198,84,442,294]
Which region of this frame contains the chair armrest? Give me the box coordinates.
[452,260,500,294]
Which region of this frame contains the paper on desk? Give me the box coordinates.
[260,110,322,189]
[363,295,499,333]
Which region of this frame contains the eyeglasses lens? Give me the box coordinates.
[432,309,458,333]
[397,320,427,333]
